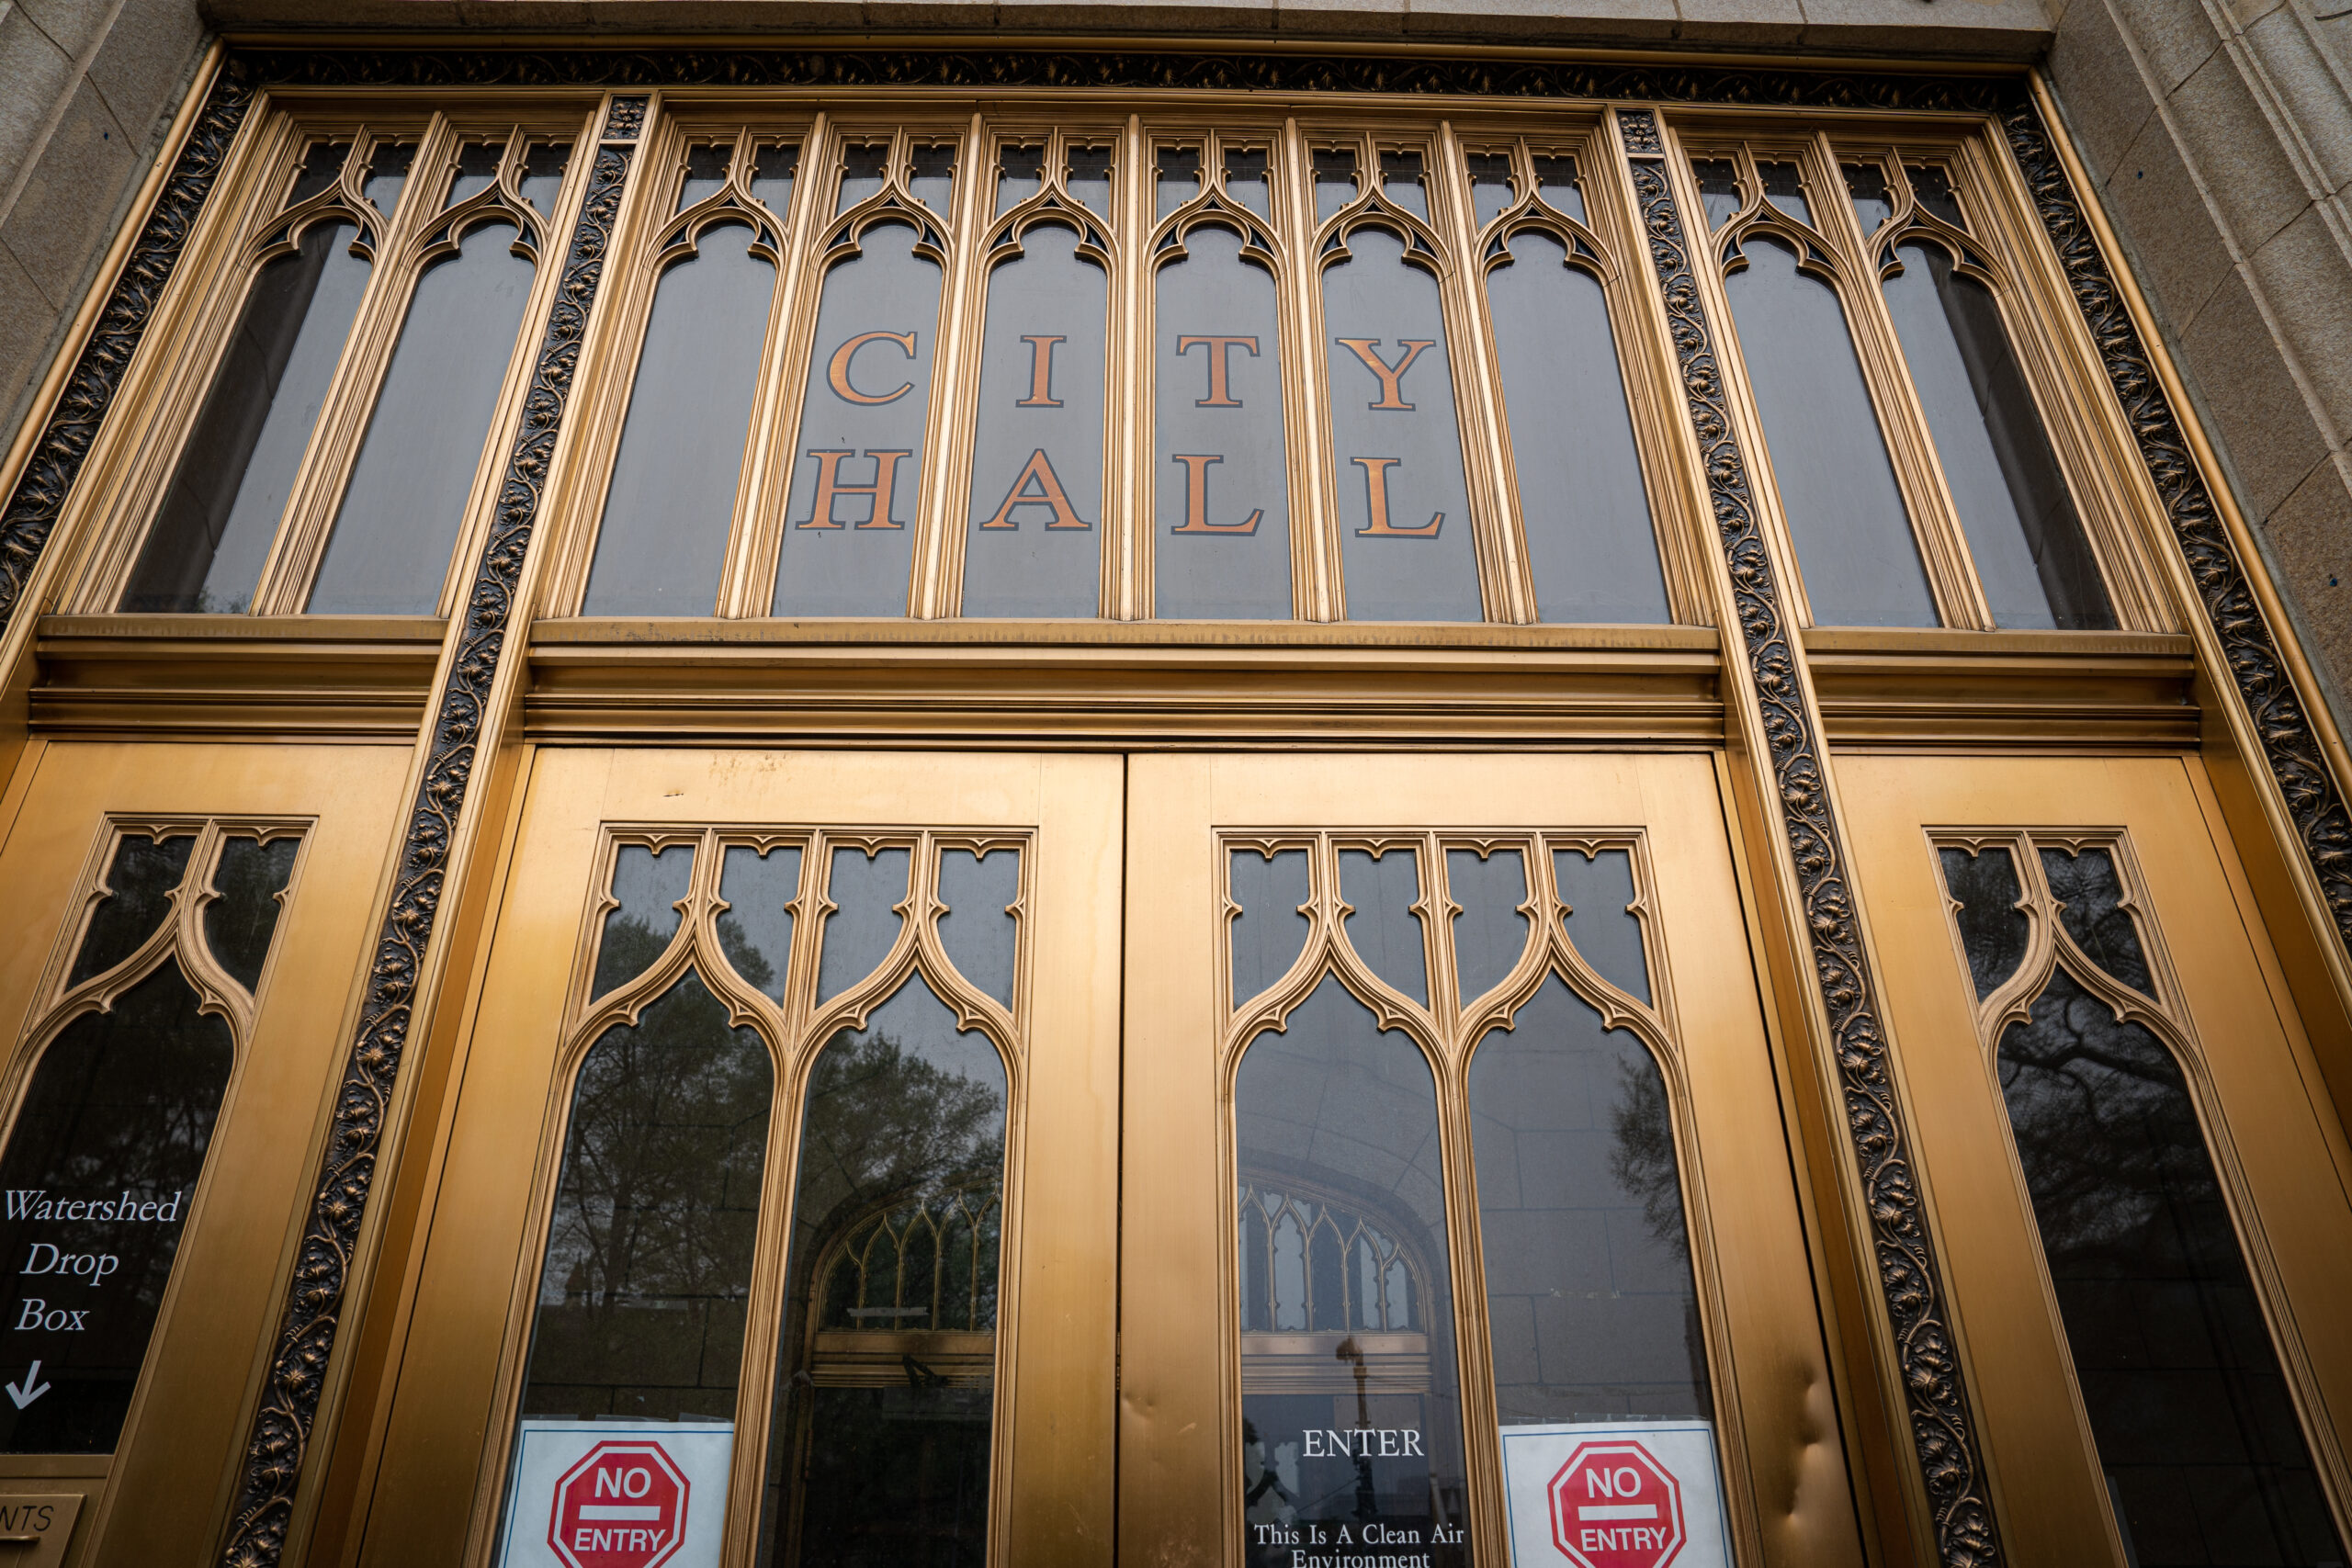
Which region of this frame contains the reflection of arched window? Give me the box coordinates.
[759,976,1008,1568]
[1238,1183,1425,1335]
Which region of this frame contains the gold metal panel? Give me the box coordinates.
[1120,751,1861,1568]
[1837,752,2352,1566]
[357,748,1120,1568]
[0,742,411,1567]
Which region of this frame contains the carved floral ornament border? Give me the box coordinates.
[0,41,2335,1568]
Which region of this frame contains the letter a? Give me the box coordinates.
[979,449,1091,530]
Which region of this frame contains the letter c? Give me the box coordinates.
[828,331,918,404]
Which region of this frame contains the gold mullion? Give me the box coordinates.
[1278,118,1338,622]
[1096,122,1136,622]
[1115,115,1149,620]
[910,115,989,619]
[248,111,461,615]
[1805,130,1994,630]
[1432,121,1529,626]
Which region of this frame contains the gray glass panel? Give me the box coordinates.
[1883,243,2112,629]
[937,848,1020,1009]
[1997,969,2345,1567]
[1325,229,1481,621]
[309,220,537,614]
[816,845,911,1004]
[1446,849,1530,1004]
[1231,849,1312,1009]
[1533,156,1584,225]
[519,141,569,219]
[0,960,232,1452]
[1486,232,1670,624]
[1724,236,1937,627]
[1224,147,1270,219]
[1554,849,1649,1006]
[72,834,197,987]
[757,975,1007,1567]
[775,224,942,616]
[1340,847,1428,1005]
[585,222,776,615]
[1691,160,1742,231]
[287,141,349,206]
[1068,145,1113,218]
[1235,975,1469,1567]
[963,225,1107,616]
[1312,147,1358,224]
[1379,150,1429,221]
[997,144,1043,214]
[678,142,729,211]
[910,144,956,215]
[837,145,887,213]
[1155,226,1292,618]
[203,836,300,990]
[1157,146,1200,220]
[1466,152,1514,229]
[446,141,501,207]
[2039,847,2153,994]
[1469,974,1711,1426]
[718,843,800,1003]
[1937,846,2029,1000]
[125,221,374,612]
[751,143,797,214]
[1906,164,1967,229]
[514,969,771,1421]
[363,141,414,215]
[593,843,694,1000]
[1842,163,1892,242]
[1757,161,1811,226]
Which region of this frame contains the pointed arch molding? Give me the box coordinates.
[0,39,2324,1568]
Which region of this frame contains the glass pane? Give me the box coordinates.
[1554,850,1649,1006]
[963,226,1107,615]
[1883,243,2112,629]
[1470,975,1712,1425]
[1724,235,1936,627]
[1532,156,1583,225]
[838,145,886,212]
[1155,226,1292,618]
[1066,145,1113,217]
[1379,150,1429,221]
[1312,147,1358,224]
[718,844,800,1003]
[594,843,695,1001]
[1223,147,1270,219]
[1446,849,1530,1004]
[1907,164,1967,229]
[203,835,300,990]
[310,220,537,614]
[752,143,798,214]
[519,141,569,219]
[1466,152,1514,228]
[512,970,771,1424]
[1998,970,2346,1567]
[1937,846,2030,1000]
[757,975,1008,1567]
[678,142,730,212]
[1235,975,1470,1565]
[1691,160,1741,232]
[910,144,956,215]
[937,848,1020,1009]
[447,141,502,207]
[71,833,197,987]
[1757,161,1811,226]
[1487,233,1669,624]
[1339,847,1427,1005]
[1842,163,1892,241]
[1231,849,1312,1009]
[287,140,349,206]
[997,144,1042,214]
[0,960,232,1451]
[585,222,776,616]
[775,224,942,616]
[1325,229,1481,621]
[125,222,373,612]
[363,141,414,214]
[816,846,911,1004]
[1157,146,1200,220]
[2039,847,2153,994]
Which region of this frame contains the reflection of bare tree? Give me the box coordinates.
[718,912,778,994]
[1607,1055,1690,1263]
[594,912,674,998]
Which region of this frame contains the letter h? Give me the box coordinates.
[798,449,913,529]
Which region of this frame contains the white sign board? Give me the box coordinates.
[1498,1420,1732,1568]
[496,1419,732,1568]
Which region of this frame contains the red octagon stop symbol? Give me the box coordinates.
[548,1440,690,1568]
[1546,1440,1685,1568]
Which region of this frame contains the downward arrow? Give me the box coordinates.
[6,1361,48,1408]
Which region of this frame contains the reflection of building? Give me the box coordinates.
[2,4,2351,1565]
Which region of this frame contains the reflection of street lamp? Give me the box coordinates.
[1335,1336,1375,1522]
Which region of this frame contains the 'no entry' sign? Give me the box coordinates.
[549,1441,689,1568]
[1547,1441,1684,1568]
[1499,1420,1731,1568]
[497,1419,731,1568]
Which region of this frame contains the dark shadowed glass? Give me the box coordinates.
[1882,243,2112,629]
[757,976,1007,1568]
[1555,850,1649,1006]
[1224,147,1270,219]
[1340,847,1427,1005]
[1380,151,1429,221]
[125,222,373,612]
[963,225,1107,616]
[1937,847,2030,1000]
[838,146,887,213]
[1470,975,1711,1426]
[1691,161,1741,231]
[71,834,196,987]
[1157,145,1200,219]
[1313,147,1358,224]
[1996,968,2345,1567]
[1447,849,1530,1004]
[309,220,537,613]
[1068,145,1113,217]
[1484,232,1669,624]
[1723,235,1936,627]
[817,846,911,1004]
[1324,229,1480,621]
[514,971,772,1422]
[1532,157,1583,224]
[1842,164,1892,242]
[1466,153,1514,228]
[2040,847,2153,994]
[585,222,777,615]
[593,843,695,1000]
[0,960,233,1451]
[937,849,1020,1009]
[203,836,300,990]
[910,145,956,215]
[718,844,800,1003]
[996,144,1042,213]
[1235,975,1470,1568]
[1155,225,1292,618]
[775,223,942,616]
[1231,849,1312,1008]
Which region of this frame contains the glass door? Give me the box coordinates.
[357,750,1122,1568]
[1120,753,1866,1568]
[1840,754,2352,1568]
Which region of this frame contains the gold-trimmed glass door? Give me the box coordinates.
[357,750,1120,1568]
[1841,754,2352,1567]
[1121,753,1865,1568]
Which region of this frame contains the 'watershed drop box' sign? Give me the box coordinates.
[1498,1420,1732,1568]
[497,1419,732,1568]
